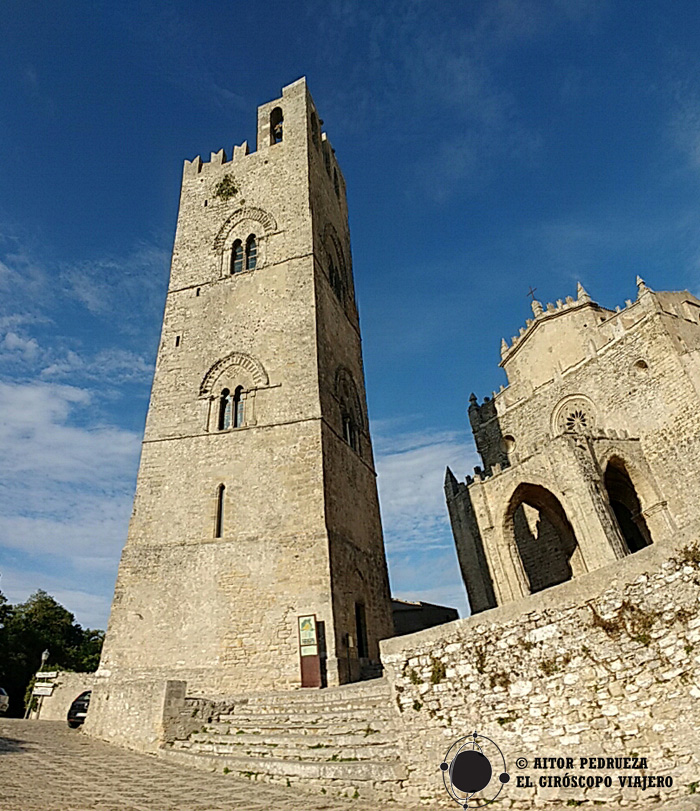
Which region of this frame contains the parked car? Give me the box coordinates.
[0,687,8,714]
[67,690,91,728]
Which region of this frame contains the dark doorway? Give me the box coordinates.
[506,483,579,593]
[354,603,368,659]
[604,459,652,553]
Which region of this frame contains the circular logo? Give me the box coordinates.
[441,731,509,808]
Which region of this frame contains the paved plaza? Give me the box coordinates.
[0,719,393,811]
[3,719,700,811]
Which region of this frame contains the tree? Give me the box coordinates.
[0,589,104,717]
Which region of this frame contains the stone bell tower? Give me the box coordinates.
[87,79,393,746]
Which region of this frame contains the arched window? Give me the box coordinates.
[218,389,232,430]
[215,484,225,538]
[324,148,331,175]
[245,235,257,271]
[336,368,362,456]
[232,385,244,428]
[231,240,243,274]
[270,107,283,144]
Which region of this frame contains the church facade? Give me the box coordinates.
[446,279,700,613]
[86,79,394,745]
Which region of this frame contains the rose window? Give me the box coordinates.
[565,410,588,433]
[552,395,597,436]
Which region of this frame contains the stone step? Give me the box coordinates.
[167,678,405,803]
[188,728,395,747]
[214,677,391,709]
[212,721,394,739]
[159,746,408,785]
[175,738,400,762]
[217,706,394,727]
[225,695,393,716]
[225,695,392,714]
[214,717,393,732]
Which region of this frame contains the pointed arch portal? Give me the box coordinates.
[505,483,579,594]
[604,458,653,553]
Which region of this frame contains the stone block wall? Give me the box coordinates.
[380,537,700,808]
[85,678,187,752]
[35,671,93,722]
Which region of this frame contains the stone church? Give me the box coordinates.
[78,81,700,806]
[446,279,700,614]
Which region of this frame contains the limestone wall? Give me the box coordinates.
[35,671,93,722]
[95,78,392,715]
[380,537,700,808]
[85,678,187,752]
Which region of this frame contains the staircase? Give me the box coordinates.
[159,678,407,802]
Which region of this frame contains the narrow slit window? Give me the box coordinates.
[231,240,243,274]
[245,235,257,271]
[175,335,181,347]
[330,260,343,301]
[334,169,340,197]
[215,484,225,538]
[355,603,368,659]
[342,413,357,451]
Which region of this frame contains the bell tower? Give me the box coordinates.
[88,78,393,736]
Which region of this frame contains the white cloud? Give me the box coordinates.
[375,425,478,552]
[671,90,700,172]
[309,0,603,197]
[2,331,40,360]
[60,244,169,324]
[40,347,153,384]
[0,565,112,630]
[0,381,140,627]
[375,423,479,616]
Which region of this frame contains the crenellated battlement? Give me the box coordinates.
[495,277,691,363]
[183,143,251,178]
[181,76,346,202]
[500,281,604,360]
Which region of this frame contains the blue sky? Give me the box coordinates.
[1,0,700,628]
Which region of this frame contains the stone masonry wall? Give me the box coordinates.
[380,536,700,808]
[35,671,93,722]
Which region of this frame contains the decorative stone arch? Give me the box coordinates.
[551,394,598,437]
[200,352,269,396]
[596,446,660,511]
[214,207,278,277]
[200,352,269,432]
[502,481,584,596]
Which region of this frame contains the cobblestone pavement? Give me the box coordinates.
[3,720,700,811]
[0,720,408,811]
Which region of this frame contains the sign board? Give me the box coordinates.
[298,615,318,656]
[32,685,53,696]
[35,671,58,679]
[298,614,321,688]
